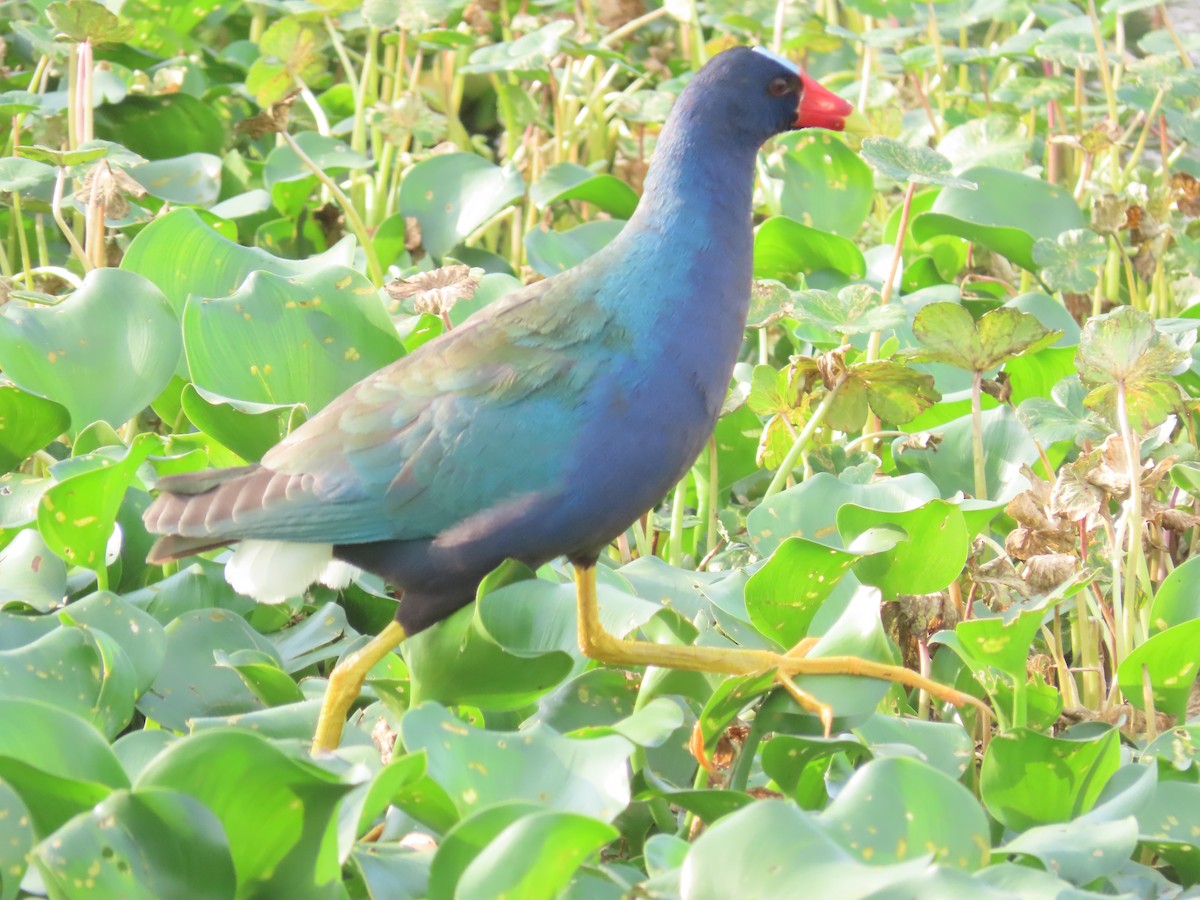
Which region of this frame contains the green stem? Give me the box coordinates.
[1115,381,1142,667]
[971,370,987,500]
[51,167,90,271]
[668,478,688,567]
[281,131,383,284]
[764,374,848,498]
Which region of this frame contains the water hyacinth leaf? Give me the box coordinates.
[530,162,638,218]
[748,472,941,555]
[400,702,633,822]
[1076,306,1188,430]
[37,434,159,579]
[946,605,1051,685]
[1017,375,1108,446]
[0,624,137,737]
[179,385,299,463]
[182,266,404,411]
[910,302,1059,372]
[760,734,868,806]
[980,727,1120,829]
[0,270,180,430]
[854,715,974,778]
[1034,229,1107,294]
[912,167,1086,272]
[1148,555,1200,633]
[1135,781,1200,885]
[136,609,279,731]
[32,788,236,900]
[753,216,866,281]
[93,95,225,160]
[525,220,624,276]
[936,115,1031,173]
[744,537,859,647]
[128,152,221,206]
[837,499,969,595]
[1116,619,1200,722]
[0,779,33,900]
[460,20,573,74]
[137,729,352,897]
[0,528,67,610]
[0,698,127,836]
[427,801,544,900]
[999,817,1138,886]
[777,133,874,237]
[121,208,356,318]
[820,756,991,870]
[792,285,907,337]
[263,133,369,187]
[860,137,978,189]
[0,157,55,192]
[399,153,525,259]
[892,406,1039,501]
[451,809,617,900]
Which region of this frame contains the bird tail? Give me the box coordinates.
[143,465,266,564]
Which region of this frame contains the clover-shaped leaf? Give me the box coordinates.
[1033,229,1107,293]
[460,21,573,75]
[793,285,907,338]
[1075,306,1188,429]
[860,137,978,189]
[46,0,133,44]
[830,361,939,432]
[1016,375,1109,446]
[910,302,1060,373]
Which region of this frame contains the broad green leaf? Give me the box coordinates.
[0,270,180,430]
[1033,228,1107,293]
[821,756,991,870]
[860,137,978,189]
[1149,555,1200,632]
[745,538,859,647]
[128,153,221,206]
[263,133,369,187]
[912,167,1085,272]
[525,220,624,277]
[910,302,1058,372]
[980,728,1120,829]
[0,157,55,192]
[37,434,159,579]
[401,702,634,822]
[0,779,33,900]
[0,698,128,836]
[179,385,300,463]
[838,500,969,596]
[1116,619,1200,721]
[93,95,225,159]
[936,115,1031,173]
[46,0,131,43]
[399,154,525,259]
[1135,781,1200,885]
[182,265,403,411]
[1016,375,1108,446]
[999,817,1138,886]
[777,133,874,237]
[950,605,1051,686]
[842,360,939,428]
[33,788,236,900]
[137,729,351,897]
[121,208,355,318]
[245,18,327,106]
[854,714,974,778]
[753,217,866,282]
[530,162,638,218]
[460,20,573,74]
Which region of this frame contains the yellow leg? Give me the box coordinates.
[312,621,407,753]
[574,564,989,721]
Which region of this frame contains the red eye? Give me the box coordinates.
[768,77,791,97]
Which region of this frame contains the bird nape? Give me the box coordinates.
[144,46,988,753]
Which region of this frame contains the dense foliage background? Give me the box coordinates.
[2,0,1200,896]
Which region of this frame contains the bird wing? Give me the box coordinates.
[150,275,624,546]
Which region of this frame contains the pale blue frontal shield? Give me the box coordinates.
[751,46,801,75]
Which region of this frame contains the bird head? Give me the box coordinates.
[682,46,860,145]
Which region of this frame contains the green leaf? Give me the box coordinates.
[793,285,906,337]
[46,0,132,43]
[137,729,351,897]
[999,817,1138,886]
[245,18,327,106]
[1149,555,1200,633]
[1034,229,1108,293]
[460,21,574,74]
[0,528,67,610]
[264,133,369,187]
[847,360,939,426]
[525,220,624,277]
[0,270,180,430]
[1135,780,1200,885]
[821,756,991,870]
[93,95,225,160]
[1016,375,1109,446]
[32,788,236,900]
[753,217,866,282]
[1117,619,1200,722]
[745,538,859,647]
[530,162,638,219]
[936,115,1031,173]
[400,702,634,822]
[838,499,969,596]
[777,134,874,237]
[910,302,1059,372]
[0,157,55,192]
[860,137,978,189]
[980,727,1120,829]
[912,167,1086,272]
[183,266,403,411]
[399,154,525,260]
[0,386,68,474]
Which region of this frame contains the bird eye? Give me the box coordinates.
[768,77,791,97]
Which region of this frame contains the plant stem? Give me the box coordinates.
[1114,381,1143,667]
[280,131,383,284]
[764,373,847,498]
[51,167,90,271]
[971,370,988,499]
[668,477,688,567]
